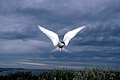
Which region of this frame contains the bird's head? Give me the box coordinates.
[61,41,65,46]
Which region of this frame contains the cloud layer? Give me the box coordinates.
[0,0,120,69]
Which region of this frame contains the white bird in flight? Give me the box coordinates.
[38,25,86,52]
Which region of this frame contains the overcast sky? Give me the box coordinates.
[0,0,120,69]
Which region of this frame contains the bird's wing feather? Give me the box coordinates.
[38,25,59,46]
[63,26,86,46]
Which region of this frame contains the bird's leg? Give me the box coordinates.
[59,48,62,51]
[58,47,61,51]
[58,47,63,51]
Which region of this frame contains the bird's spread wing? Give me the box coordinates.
[63,26,86,46]
[38,25,59,46]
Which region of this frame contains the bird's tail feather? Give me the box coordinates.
[50,47,59,53]
[50,47,71,53]
[62,48,71,53]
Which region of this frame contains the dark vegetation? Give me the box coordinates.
[0,67,120,80]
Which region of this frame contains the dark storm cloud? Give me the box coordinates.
[0,0,120,68]
[71,22,120,47]
[1,0,120,27]
[0,39,52,54]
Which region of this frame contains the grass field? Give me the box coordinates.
[0,67,120,80]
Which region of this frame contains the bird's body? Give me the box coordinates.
[57,41,65,50]
[38,25,86,52]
